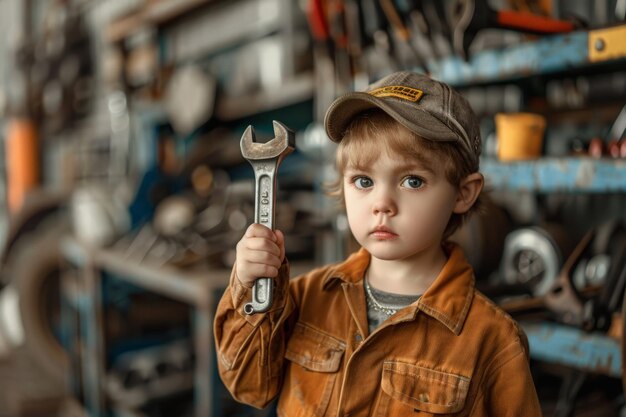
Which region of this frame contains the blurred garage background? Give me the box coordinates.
[0,0,625,416]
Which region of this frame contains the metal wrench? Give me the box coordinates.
[240,121,295,315]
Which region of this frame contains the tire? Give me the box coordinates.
[11,219,70,382]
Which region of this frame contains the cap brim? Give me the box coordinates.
[324,92,457,144]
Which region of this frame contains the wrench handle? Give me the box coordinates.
[244,167,277,314]
[253,171,276,230]
[244,277,274,315]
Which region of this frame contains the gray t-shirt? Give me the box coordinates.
[365,284,421,333]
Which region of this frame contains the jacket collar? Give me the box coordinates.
[322,243,475,335]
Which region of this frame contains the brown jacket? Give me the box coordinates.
[214,244,542,417]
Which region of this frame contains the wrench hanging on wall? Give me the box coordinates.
[451,0,578,59]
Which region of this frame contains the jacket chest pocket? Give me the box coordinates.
[375,361,470,417]
[278,322,346,417]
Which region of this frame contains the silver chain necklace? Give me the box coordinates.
[364,278,398,317]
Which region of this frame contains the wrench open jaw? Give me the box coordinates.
[241,121,296,161]
[240,121,295,315]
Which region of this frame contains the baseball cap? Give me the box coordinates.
[324,71,482,169]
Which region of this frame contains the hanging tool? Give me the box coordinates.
[607,104,626,142]
[240,121,295,315]
[306,0,337,119]
[326,0,353,94]
[543,230,592,326]
[361,0,400,76]
[344,0,369,90]
[422,0,454,57]
[379,0,426,72]
[451,0,577,59]
[307,0,331,45]
[404,2,438,63]
[616,0,626,22]
[542,221,626,330]
[553,369,587,417]
[581,222,626,331]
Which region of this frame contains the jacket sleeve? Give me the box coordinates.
[471,336,542,417]
[213,260,296,409]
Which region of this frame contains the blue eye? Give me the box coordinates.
[401,176,424,189]
[354,176,373,189]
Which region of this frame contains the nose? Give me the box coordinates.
[372,189,397,216]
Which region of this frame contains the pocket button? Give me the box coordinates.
[418,393,429,403]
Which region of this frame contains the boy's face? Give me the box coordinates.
[343,149,459,262]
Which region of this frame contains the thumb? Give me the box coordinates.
[275,229,286,262]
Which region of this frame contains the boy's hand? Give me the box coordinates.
[235,223,286,288]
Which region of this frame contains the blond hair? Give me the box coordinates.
[329,109,481,239]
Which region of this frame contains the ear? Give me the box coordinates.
[453,173,484,214]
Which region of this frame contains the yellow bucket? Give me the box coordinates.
[495,113,546,161]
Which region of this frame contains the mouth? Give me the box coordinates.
[370,225,398,240]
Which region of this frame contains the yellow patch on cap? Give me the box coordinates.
[368,86,424,102]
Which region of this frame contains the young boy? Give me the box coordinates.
[214,71,541,416]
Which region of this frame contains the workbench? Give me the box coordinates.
[61,237,231,417]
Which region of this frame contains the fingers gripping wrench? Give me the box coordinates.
[240,121,295,315]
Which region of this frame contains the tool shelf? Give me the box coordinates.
[107,0,211,43]
[132,73,314,124]
[427,24,626,196]
[449,18,626,399]
[428,24,626,88]
[61,237,229,417]
[481,157,626,193]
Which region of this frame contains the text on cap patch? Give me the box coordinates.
[368,86,424,102]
